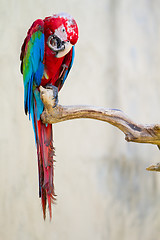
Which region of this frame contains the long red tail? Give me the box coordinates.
[35,119,56,219]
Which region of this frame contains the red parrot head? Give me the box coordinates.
[44,13,79,58]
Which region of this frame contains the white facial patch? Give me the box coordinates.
[54,25,68,42]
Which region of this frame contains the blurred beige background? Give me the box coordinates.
[1,0,160,239]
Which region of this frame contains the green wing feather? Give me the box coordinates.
[20,19,44,117]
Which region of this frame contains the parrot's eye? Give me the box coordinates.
[62,27,66,33]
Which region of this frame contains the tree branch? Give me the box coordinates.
[39,85,160,172]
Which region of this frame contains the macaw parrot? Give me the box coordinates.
[20,13,79,219]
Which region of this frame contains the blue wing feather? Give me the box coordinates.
[21,19,44,117]
[20,19,44,139]
[62,46,75,86]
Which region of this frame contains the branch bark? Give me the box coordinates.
[39,85,160,172]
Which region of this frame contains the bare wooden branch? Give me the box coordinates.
[146,162,160,171]
[39,85,160,172]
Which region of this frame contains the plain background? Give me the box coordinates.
[1,0,160,239]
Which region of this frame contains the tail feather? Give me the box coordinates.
[33,95,56,220]
[47,194,52,219]
[41,188,47,219]
[39,122,56,219]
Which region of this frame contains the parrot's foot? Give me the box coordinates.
[44,84,58,108]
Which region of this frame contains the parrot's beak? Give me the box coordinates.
[47,34,65,52]
[47,34,72,58]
